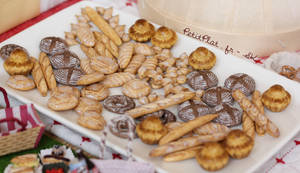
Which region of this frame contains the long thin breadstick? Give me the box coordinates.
[234,90,280,138]
[39,52,56,90]
[126,92,195,118]
[163,146,203,162]
[242,113,255,139]
[159,114,218,145]
[252,90,266,136]
[85,7,122,46]
[150,133,226,157]
[266,119,280,137]
[232,90,268,126]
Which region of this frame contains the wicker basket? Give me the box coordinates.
[0,87,45,156]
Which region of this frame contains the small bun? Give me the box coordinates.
[261,84,291,112]
[129,19,155,42]
[151,26,177,48]
[188,47,216,70]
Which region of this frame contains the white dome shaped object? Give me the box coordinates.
[138,0,300,58]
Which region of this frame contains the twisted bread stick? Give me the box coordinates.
[31,58,48,96]
[39,52,56,90]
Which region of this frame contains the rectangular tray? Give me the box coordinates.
[1,1,300,172]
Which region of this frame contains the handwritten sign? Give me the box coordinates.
[183,27,262,64]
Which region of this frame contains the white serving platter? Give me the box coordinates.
[0,1,300,173]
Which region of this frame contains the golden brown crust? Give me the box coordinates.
[80,44,98,59]
[118,42,135,68]
[38,52,57,90]
[188,47,216,70]
[80,58,95,74]
[31,58,48,96]
[252,90,266,136]
[242,113,255,139]
[94,31,119,58]
[151,26,177,48]
[77,72,105,85]
[261,84,291,112]
[85,7,122,46]
[76,26,95,47]
[224,129,254,159]
[89,56,118,74]
[232,90,268,126]
[159,114,218,145]
[75,97,102,116]
[124,54,146,74]
[6,75,35,91]
[11,154,38,168]
[138,56,158,79]
[77,114,106,130]
[127,92,195,118]
[163,146,203,162]
[150,133,227,157]
[122,79,151,98]
[129,19,155,42]
[4,49,33,76]
[102,72,135,88]
[134,43,154,56]
[193,122,230,136]
[136,116,168,144]
[196,142,229,171]
[81,83,109,101]
[47,86,79,111]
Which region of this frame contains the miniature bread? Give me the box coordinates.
[261,84,291,112]
[118,42,135,68]
[151,26,177,48]
[188,47,216,70]
[129,19,155,42]
[85,6,122,46]
[252,90,266,136]
[6,75,35,91]
[80,58,95,74]
[81,83,109,101]
[94,41,114,58]
[150,133,227,157]
[94,31,119,58]
[135,43,154,56]
[232,89,268,127]
[124,54,146,74]
[193,122,230,136]
[39,52,57,90]
[242,112,255,139]
[102,72,135,88]
[122,79,151,98]
[159,114,218,145]
[47,86,79,111]
[138,56,158,79]
[75,97,105,130]
[76,26,95,47]
[77,72,105,85]
[77,114,106,130]
[31,58,48,96]
[224,129,254,159]
[163,146,203,162]
[89,56,118,74]
[75,97,103,116]
[127,92,195,118]
[3,49,33,76]
[196,142,229,171]
[136,116,168,144]
[80,44,98,59]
